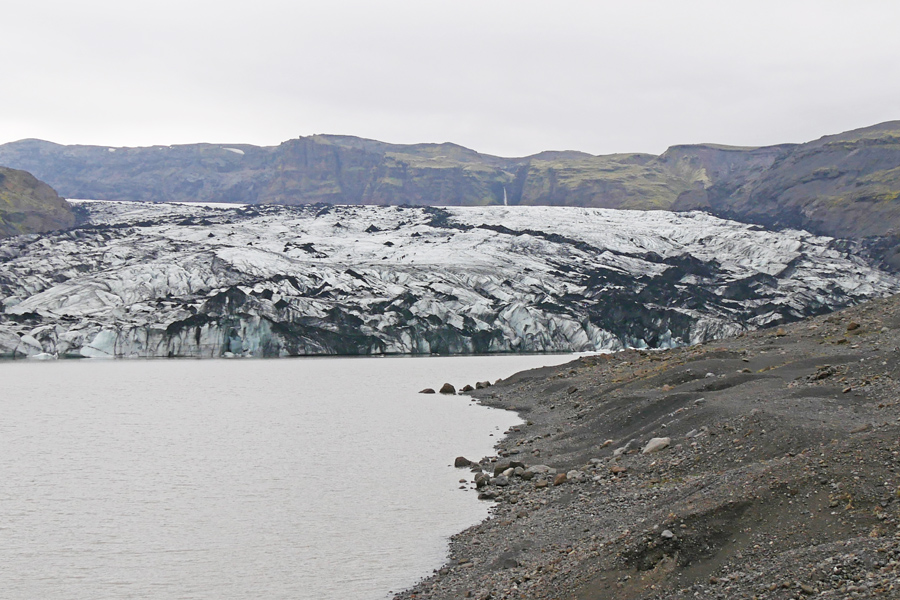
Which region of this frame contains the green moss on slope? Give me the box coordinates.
[0,166,74,237]
[518,154,690,209]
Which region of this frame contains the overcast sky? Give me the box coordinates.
[1,1,898,157]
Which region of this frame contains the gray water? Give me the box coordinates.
[0,354,573,599]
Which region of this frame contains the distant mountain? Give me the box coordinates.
[1,121,899,251]
[0,166,74,237]
[0,137,686,209]
[670,121,900,240]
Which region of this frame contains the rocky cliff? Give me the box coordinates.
[672,121,900,248]
[0,137,710,210]
[2,122,899,251]
[0,166,74,237]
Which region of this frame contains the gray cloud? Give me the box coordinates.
[1,0,898,156]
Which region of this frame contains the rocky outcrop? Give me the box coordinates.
[0,166,74,237]
[0,200,896,358]
[670,122,900,250]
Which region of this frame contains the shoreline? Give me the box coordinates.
[396,295,900,599]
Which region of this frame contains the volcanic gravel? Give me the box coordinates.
[395,294,900,600]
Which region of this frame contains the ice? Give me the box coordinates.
[0,201,897,358]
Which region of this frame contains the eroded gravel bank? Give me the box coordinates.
[397,295,900,600]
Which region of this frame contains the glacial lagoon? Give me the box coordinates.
[0,354,573,599]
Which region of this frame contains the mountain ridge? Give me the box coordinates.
[1,121,900,249]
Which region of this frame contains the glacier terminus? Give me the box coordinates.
[1,201,897,359]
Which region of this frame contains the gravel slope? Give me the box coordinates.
[400,295,900,599]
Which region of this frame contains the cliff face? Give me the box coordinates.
[0,137,717,210]
[0,166,74,237]
[666,123,900,238]
[2,122,900,247]
[514,153,690,209]
[718,122,900,238]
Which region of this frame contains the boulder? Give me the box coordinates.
[525,464,552,475]
[553,473,568,486]
[439,383,456,394]
[642,437,672,454]
[461,384,475,392]
[567,470,586,482]
[475,381,492,389]
[454,456,473,468]
[419,388,436,394]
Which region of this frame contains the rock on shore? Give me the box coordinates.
[396,293,900,600]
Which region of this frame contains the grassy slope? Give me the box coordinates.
[714,122,900,238]
[0,166,74,237]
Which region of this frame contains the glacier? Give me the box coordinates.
[0,201,897,358]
